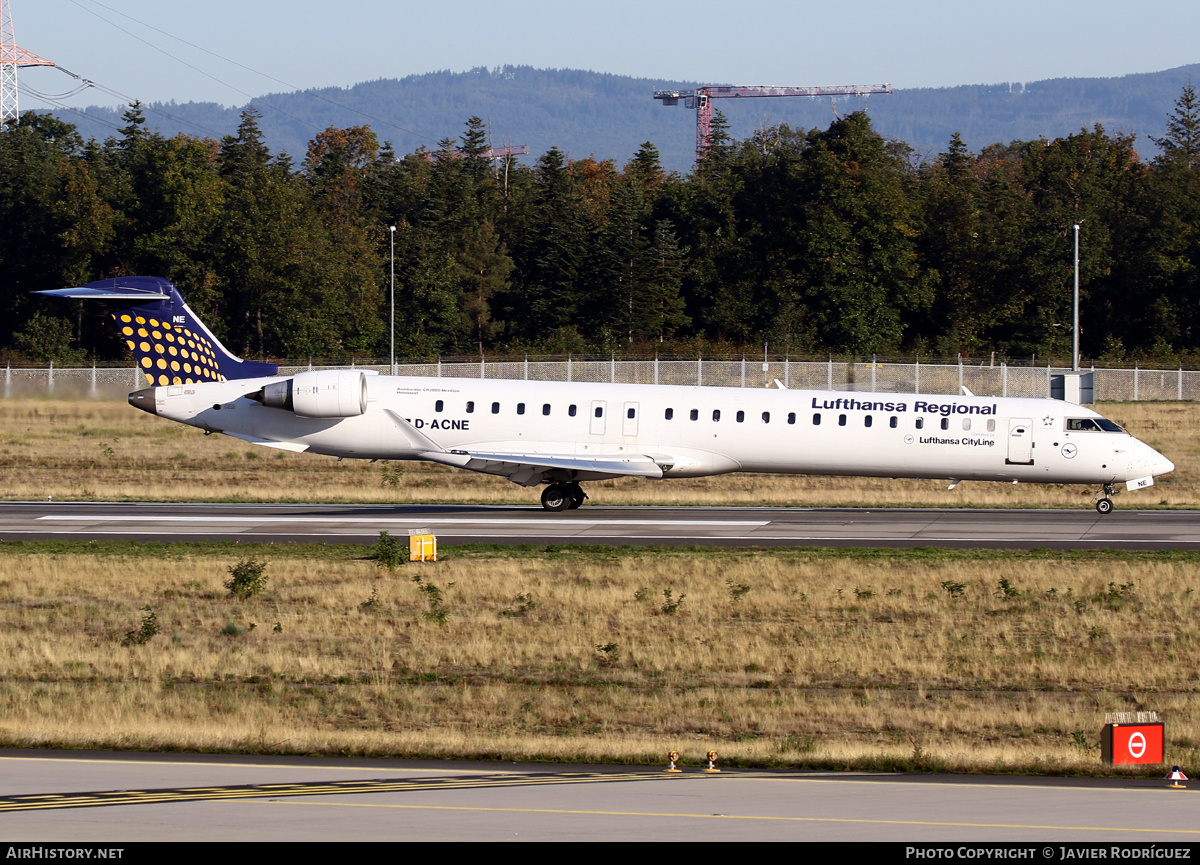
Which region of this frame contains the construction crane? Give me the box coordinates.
[0,0,53,126]
[653,83,893,162]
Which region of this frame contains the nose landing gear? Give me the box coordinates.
[1095,483,1118,515]
[540,482,588,511]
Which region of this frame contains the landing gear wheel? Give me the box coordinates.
[567,483,587,510]
[540,484,572,512]
[1096,497,1114,515]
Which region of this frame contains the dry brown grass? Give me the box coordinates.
[1,543,1197,773]
[0,398,1197,508]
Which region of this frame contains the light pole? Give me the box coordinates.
[1073,223,1080,373]
[389,224,396,376]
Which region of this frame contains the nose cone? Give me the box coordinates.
[128,387,158,416]
[1152,451,1175,477]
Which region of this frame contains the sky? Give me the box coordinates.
[11,0,1200,111]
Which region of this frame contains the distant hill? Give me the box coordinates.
[49,63,1200,172]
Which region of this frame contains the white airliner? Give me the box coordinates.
[42,277,1174,514]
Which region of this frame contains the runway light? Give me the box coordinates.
[1166,766,1188,788]
[665,750,682,773]
[704,750,720,773]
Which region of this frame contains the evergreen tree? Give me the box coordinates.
[1153,83,1200,171]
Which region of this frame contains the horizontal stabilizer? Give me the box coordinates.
[37,286,171,302]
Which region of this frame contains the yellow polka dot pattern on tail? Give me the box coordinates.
[123,318,229,384]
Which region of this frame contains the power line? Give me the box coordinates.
[70,0,440,145]
[45,64,229,140]
[65,0,323,136]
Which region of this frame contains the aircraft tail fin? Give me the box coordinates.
[37,277,278,384]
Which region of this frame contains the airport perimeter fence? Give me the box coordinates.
[4,357,1197,403]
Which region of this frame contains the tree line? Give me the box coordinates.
[2,87,1198,365]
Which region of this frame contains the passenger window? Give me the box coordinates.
[466,401,474,414]
[736,410,745,423]
[811,413,819,425]
[435,400,444,412]
[542,403,551,416]
[962,418,971,431]
[569,405,577,417]
[916,418,924,429]
[838,414,847,426]
[594,406,603,418]
[987,419,995,432]
[788,412,796,425]
[517,403,525,415]
[865,415,873,428]
[690,409,699,421]
[762,412,770,423]
[665,408,674,420]
[941,418,949,430]
[491,402,500,414]
[889,416,897,428]
[627,407,636,419]
[713,409,721,422]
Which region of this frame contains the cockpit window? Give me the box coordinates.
[1068,417,1125,433]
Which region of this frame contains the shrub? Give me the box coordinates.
[499,592,537,618]
[122,605,158,646]
[370,532,406,570]
[360,586,381,612]
[594,642,620,667]
[726,579,752,603]
[660,587,685,615]
[941,580,966,598]
[413,575,450,626]
[225,559,268,598]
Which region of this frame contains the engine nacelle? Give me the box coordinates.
[260,369,367,418]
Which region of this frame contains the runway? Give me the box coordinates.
[0,750,1196,842]
[2,501,1200,549]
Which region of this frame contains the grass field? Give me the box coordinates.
[1,397,1197,774]
[0,398,1197,508]
[0,541,1196,775]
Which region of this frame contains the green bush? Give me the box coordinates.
[370,532,406,570]
[225,559,268,598]
[122,605,158,646]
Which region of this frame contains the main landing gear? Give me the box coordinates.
[540,482,587,512]
[1095,483,1118,515]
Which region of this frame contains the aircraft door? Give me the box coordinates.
[590,401,607,436]
[622,402,639,437]
[1007,418,1034,465]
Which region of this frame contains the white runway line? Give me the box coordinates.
[37,515,769,527]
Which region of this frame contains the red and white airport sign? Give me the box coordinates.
[1102,723,1164,765]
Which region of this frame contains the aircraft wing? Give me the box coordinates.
[424,449,665,486]
[222,431,310,453]
[383,410,665,485]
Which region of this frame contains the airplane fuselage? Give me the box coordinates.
[133,373,1173,491]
